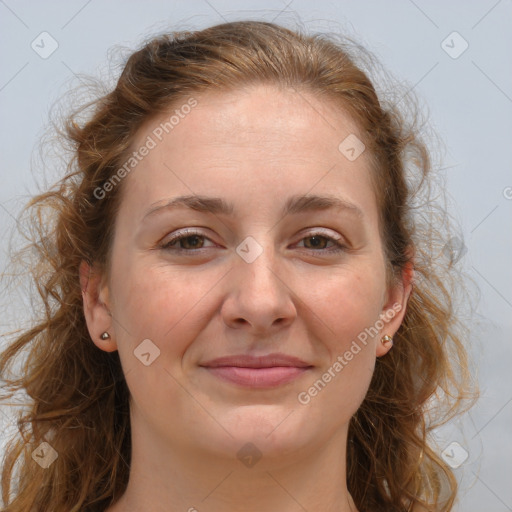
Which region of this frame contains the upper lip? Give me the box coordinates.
[200,353,312,368]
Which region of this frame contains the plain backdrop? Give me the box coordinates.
[0,1,511,510]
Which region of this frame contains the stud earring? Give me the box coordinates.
[381,334,393,348]
[100,332,111,340]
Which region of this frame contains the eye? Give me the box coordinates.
[295,231,347,254]
[159,229,347,254]
[160,229,215,251]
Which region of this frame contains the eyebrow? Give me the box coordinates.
[142,193,364,221]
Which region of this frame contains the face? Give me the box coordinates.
[82,84,409,467]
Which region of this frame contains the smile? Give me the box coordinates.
[199,353,313,388]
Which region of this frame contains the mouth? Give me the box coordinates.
[199,353,313,388]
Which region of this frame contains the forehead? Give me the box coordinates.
[135,84,361,155]
[119,84,378,224]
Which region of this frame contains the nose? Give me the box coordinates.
[221,239,297,335]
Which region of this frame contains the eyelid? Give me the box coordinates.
[159,227,348,253]
[160,228,217,249]
[293,228,347,253]
[295,227,344,243]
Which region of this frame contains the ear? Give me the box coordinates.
[376,259,414,357]
[79,260,118,353]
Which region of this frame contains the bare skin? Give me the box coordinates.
[81,84,411,512]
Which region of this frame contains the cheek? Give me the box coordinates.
[307,267,384,406]
[108,262,217,424]
[110,261,207,350]
[320,267,385,349]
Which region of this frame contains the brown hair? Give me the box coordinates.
[0,20,476,511]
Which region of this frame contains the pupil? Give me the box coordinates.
[309,236,324,248]
[184,235,201,248]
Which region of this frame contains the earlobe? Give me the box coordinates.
[79,260,118,353]
[376,262,414,358]
[376,333,394,357]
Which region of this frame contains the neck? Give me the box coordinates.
[107,417,358,512]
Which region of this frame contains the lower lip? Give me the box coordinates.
[204,366,310,388]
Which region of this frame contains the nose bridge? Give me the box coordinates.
[235,233,283,295]
[223,233,296,330]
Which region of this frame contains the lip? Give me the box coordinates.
[199,353,313,388]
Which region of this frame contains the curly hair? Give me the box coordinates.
[0,20,476,512]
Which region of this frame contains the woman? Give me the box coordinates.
[0,20,474,512]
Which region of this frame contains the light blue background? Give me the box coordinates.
[1,1,511,510]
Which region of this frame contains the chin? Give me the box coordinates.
[193,404,317,464]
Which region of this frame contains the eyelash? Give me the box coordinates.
[160,229,347,255]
